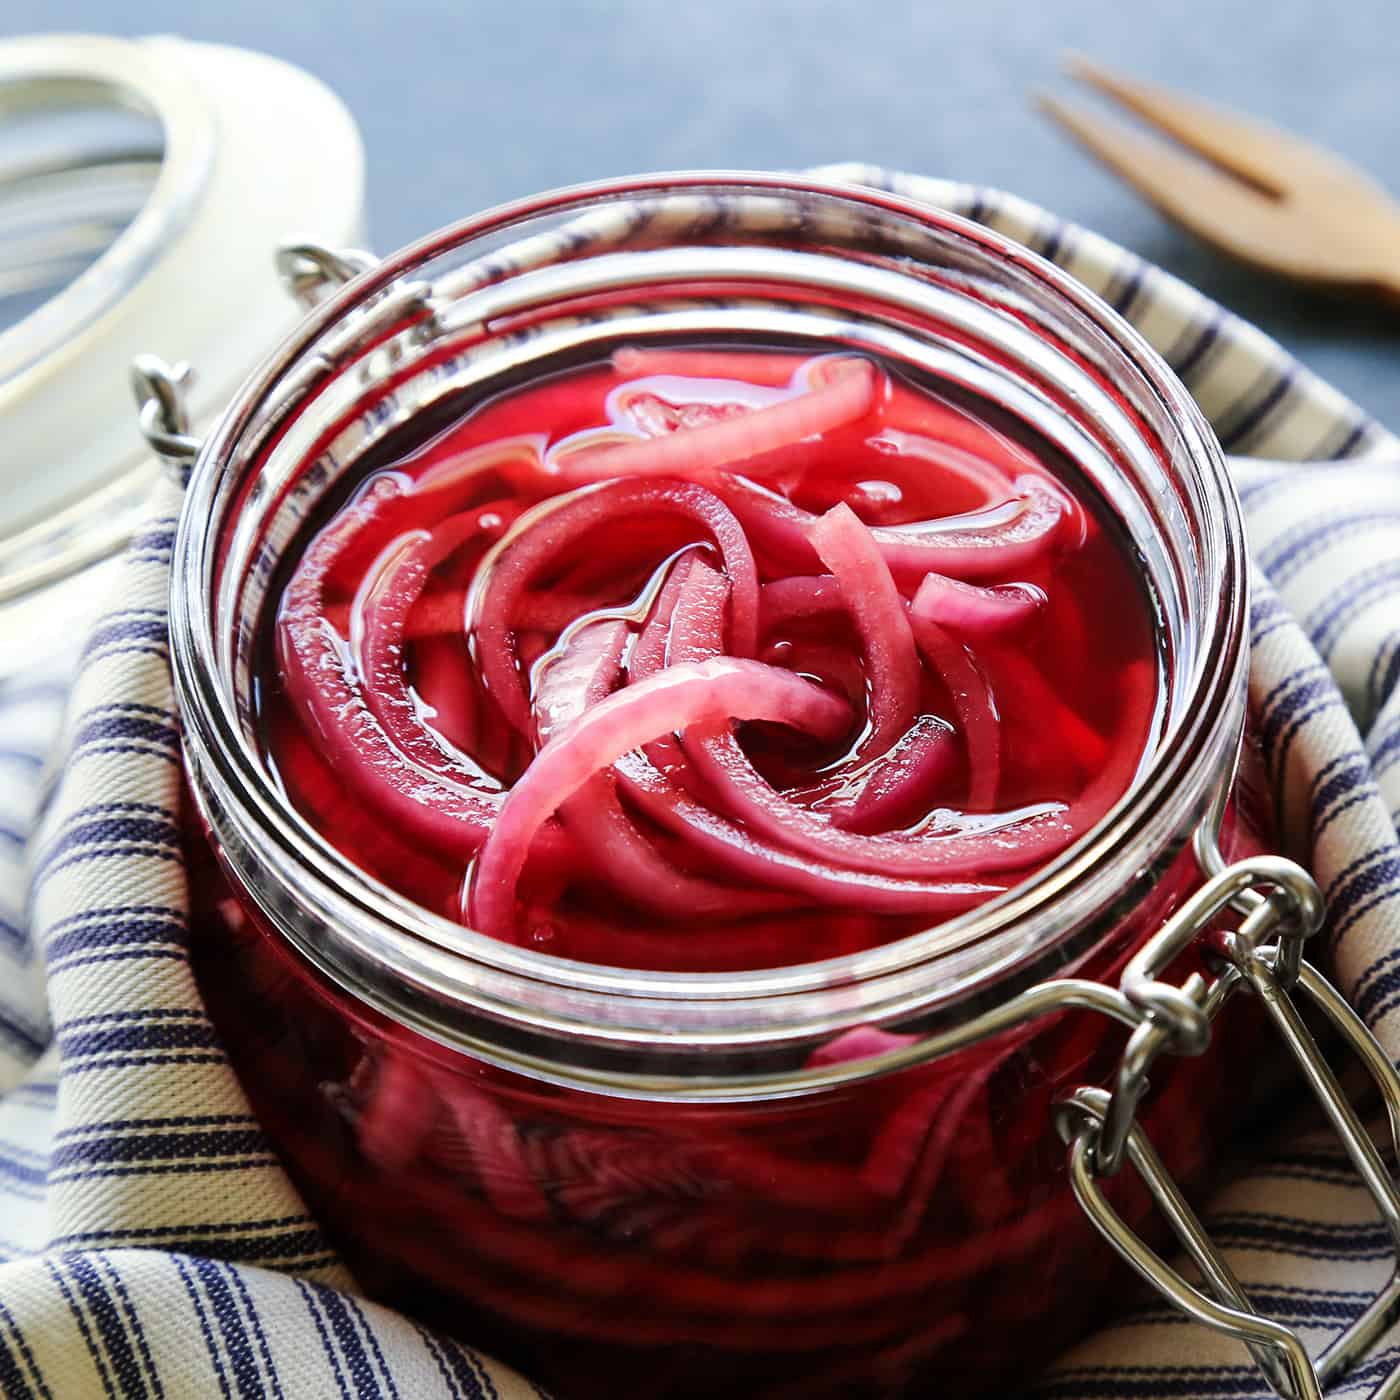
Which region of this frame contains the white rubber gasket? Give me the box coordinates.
[0,33,365,612]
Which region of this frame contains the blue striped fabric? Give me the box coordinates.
[5,165,1400,1396]
[0,480,541,1398]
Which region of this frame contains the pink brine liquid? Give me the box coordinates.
[258,345,1163,970]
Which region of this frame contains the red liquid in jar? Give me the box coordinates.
[258,346,1163,969]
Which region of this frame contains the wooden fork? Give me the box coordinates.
[1037,55,1400,300]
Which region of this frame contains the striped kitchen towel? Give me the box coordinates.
[0,490,542,1397]
[4,164,1400,1398]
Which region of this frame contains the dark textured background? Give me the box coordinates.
[12,0,1400,430]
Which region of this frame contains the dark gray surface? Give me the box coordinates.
[10,0,1400,430]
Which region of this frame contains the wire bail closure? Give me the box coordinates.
[1056,834,1400,1399]
[130,241,387,480]
[129,353,200,472]
[275,239,378,309]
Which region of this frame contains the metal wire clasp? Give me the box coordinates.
[1056,847,1400,1399]
[275,239,378,308]
[130,242,386,483]
[1092,855,1324,1177]
[130,353,201,472]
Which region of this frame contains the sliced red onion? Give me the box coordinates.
[277,483,504,857]
[668,562,1069,880]
[664,559,731,666]
[757,569,958,827]
[613,756,1007,914]
[625,553,708,793]
[621,570,986,911]
[681,716,1072,882]
[531,617,630,747]
[872,485,1066,582]
[910,572,1046,640]
[611,346,802,387]
[469,658,852,937]
[831,717,960,834]
[554,358,878,485]
[810,502,920,763]
[611,390,776,440]
[468,478,760,734]
[355,510,505,749]
[759,574,843,630]
[909,614,1001,813]
[723,474,1068,584]
[533,618,789,919]
[630,554,697,684]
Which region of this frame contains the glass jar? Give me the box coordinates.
[168,173,1308,1397]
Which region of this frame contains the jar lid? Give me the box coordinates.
[0,33,364,640]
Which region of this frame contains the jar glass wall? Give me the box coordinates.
[171,174,1259,1395]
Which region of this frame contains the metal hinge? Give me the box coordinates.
[130,353,201,471]
[130,240,397,478]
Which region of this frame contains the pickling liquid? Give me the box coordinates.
[257,345,1163,970]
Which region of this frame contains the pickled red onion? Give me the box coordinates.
[535,616,792,921]
[470,658,852,937]
[810,501,920,763]
[611,757,1009,914]
[269,345,1156,965]
[468,478,760,735]
[722,473,1069,584]
[909,614,1002,813]
[277,481,504,857]
[832,717,960,834]
[759,574,843,629]
[556,357,878,484]
[668,549,1067,879]
[910,572,1047,639]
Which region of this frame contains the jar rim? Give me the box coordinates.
[170,170,1247,1086]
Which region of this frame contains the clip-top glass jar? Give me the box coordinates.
[168,173,1319,1397]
